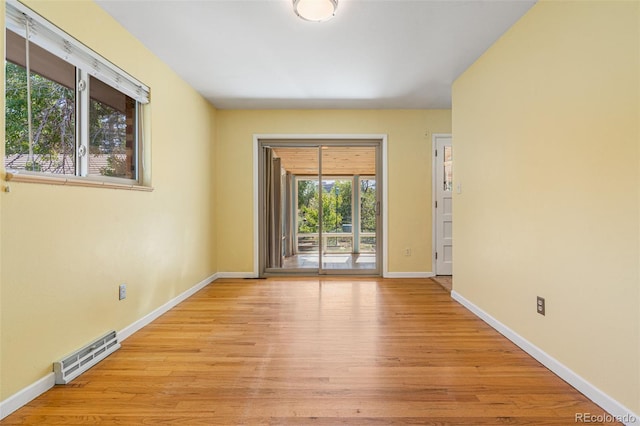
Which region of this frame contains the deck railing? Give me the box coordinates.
[296,232,376,254]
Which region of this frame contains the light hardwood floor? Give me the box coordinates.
[432,275,452,293]
[1,278,618,425]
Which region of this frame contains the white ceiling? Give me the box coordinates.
[95,0,536,110]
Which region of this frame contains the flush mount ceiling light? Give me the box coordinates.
[293,0,338,22]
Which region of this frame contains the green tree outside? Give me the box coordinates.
[297,180,342,234]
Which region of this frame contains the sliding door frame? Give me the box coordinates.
[253,134,388,277]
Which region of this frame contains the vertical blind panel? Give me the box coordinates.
[5,0,149,104]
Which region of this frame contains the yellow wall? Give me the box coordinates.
[0,0,217,399]
[215,109,451,274]
[0,0,4,406]
[452,0,639,413]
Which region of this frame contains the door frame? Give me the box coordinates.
[432,133,453,275]
[253,134,388,277]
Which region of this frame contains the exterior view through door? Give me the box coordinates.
[259,140,381,275]
[435,135,453,275]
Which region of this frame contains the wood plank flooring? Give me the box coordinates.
[431,276,452,293]
[1,278,618,425]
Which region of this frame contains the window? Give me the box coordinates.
[4,0,149,183]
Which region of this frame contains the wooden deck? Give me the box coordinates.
[1,277,618,425]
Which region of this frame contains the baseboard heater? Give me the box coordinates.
[53,330,120,384]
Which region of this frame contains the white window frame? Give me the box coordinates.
[5,0,150,185]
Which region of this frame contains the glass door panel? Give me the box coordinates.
[260,142,380,276]
[358,177,377,270]
[295,177,320,268]
[264,146,319,272]
[319,178,353,269]
[320,146,378,273]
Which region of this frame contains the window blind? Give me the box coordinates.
[5,0,150,104]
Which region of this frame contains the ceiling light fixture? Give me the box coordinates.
[293,0,338,22]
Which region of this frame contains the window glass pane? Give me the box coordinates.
[297,179,319,233]
[89,76,136,179]
[359,236,376,253]
[359,178,376,253]
[5,44,76,174]
[360,178,376,233]
[321,179,352,233]
[297,179,320,253]
[319,180,353,260]
[443,146,453,192]
[323,236,353,254]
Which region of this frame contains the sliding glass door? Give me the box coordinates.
[260,140,381,275]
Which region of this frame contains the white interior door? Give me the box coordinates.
[435,135,453,275]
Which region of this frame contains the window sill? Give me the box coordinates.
[5,171,154,192]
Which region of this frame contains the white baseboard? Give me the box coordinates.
[0,272,218,421]
[0,373,55,420]
[118,272,217,342]
[451,290,639,426]
[384,272,435,278]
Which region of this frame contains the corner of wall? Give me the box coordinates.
[637,2,640,411]
[210,106,218,273]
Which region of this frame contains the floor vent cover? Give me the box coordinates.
[53,330,120,384]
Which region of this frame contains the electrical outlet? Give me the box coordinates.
[404,248,411,256]
[536,296,545,316]
[119,284,127,300]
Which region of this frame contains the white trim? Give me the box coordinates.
[253,134,388,277]
[0,373,55,420]
[253,135,260,277]
[381,135,388,277]
[451,290,640,426]
[118,272,217,342]
[384,272,435,279]
[432,133,452,276]
[78,68,89,177]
